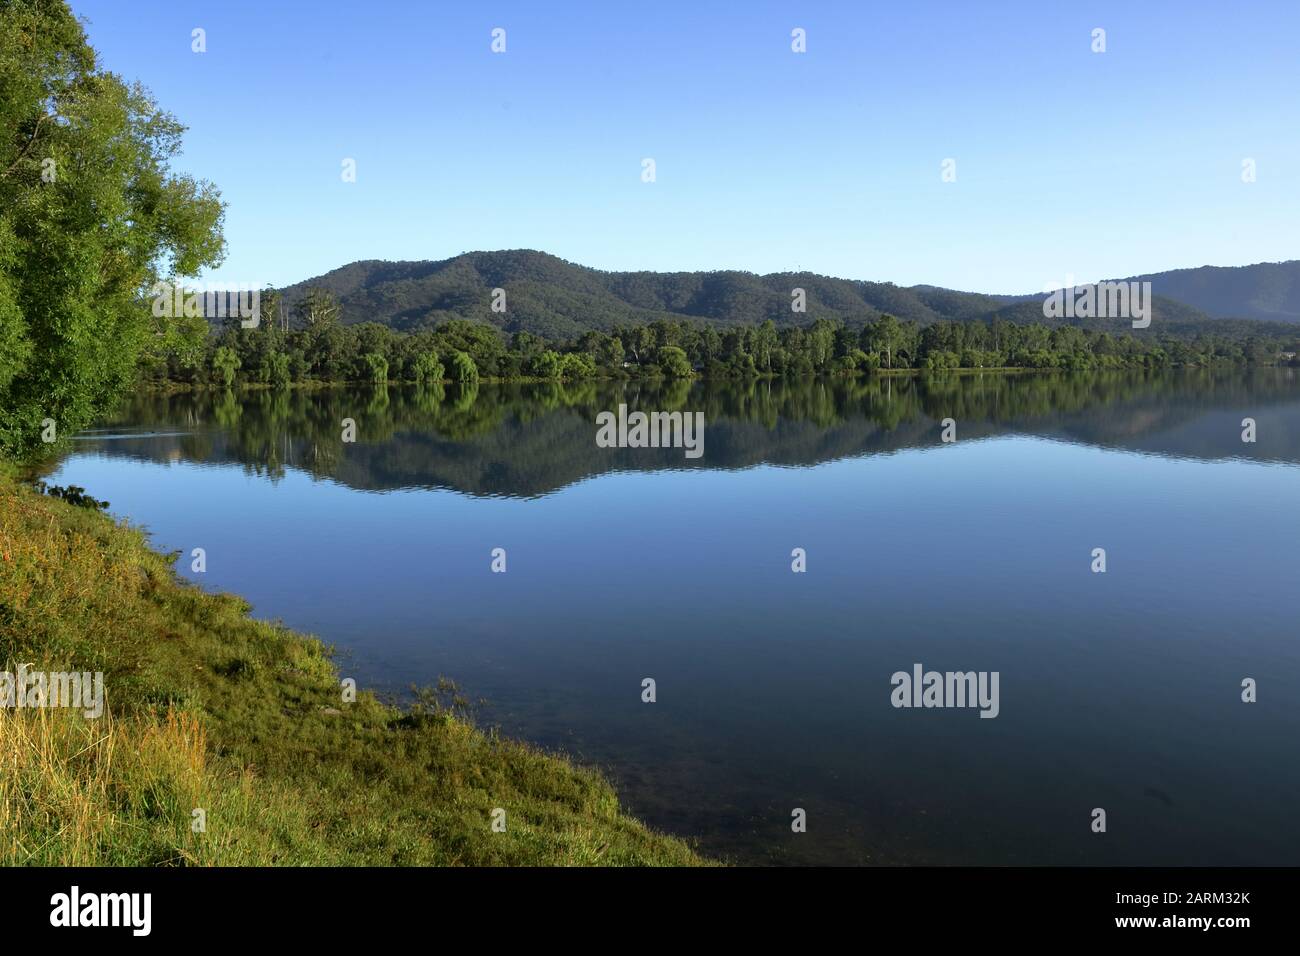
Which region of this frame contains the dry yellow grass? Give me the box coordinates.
[0,474,708,866]
[0,705,203,865]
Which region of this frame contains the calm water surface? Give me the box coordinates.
[46,370,1300,865]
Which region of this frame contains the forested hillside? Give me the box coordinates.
[273,250,1300,340]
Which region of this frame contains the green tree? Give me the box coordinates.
[806,318,839,370]
[0,0,225,455]
[212,346,240,386]
[527,349,562,379]
[752,320,777,372]
[657,345,693,378]
[267,351,291,388]
[450,349,479,385]
[303,322,347,380]
[863,315,901,370]
[412,351,444,384]
[363,352,388,384]
[599,336,625,369]
[433,319,504,376]
[560,352,596,379]
[626,326,655,366]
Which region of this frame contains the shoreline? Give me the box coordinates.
[0,470,709,866]
[137,365,1084,395]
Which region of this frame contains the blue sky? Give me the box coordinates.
[71,0,1300,293]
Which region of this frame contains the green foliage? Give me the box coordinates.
[559,351,596,379]
[0,0,225,457]
[411,350,444,384]
[431,318,504,373]
[363,351,388,384]
[270,250,1300,345]
[267,351,291,388]
[450,349,479,385]
[155,306,1298,393]
[527,349,563,379]
[212,346,240,387]
[657,345,693,378]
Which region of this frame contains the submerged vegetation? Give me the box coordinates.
[0,473,706,865]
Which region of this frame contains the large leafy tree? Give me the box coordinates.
[656,345,693,378]
[0,0,225,456]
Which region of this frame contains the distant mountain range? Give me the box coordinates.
[274,251,1300,340]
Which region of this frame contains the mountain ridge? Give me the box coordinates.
[272,250,1300,339]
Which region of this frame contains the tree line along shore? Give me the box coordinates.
[149,288,1300,392]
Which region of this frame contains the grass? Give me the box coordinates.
[0,473,708,866]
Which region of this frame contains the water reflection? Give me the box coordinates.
[65,369,1300,495]
[43,368,1300,865]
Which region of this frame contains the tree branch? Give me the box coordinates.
[1,113,49,181]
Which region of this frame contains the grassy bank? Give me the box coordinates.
[0,473,706,865]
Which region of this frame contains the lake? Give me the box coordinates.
[45,369,1300,865]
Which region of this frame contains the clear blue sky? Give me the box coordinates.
[71,0,1300,293]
